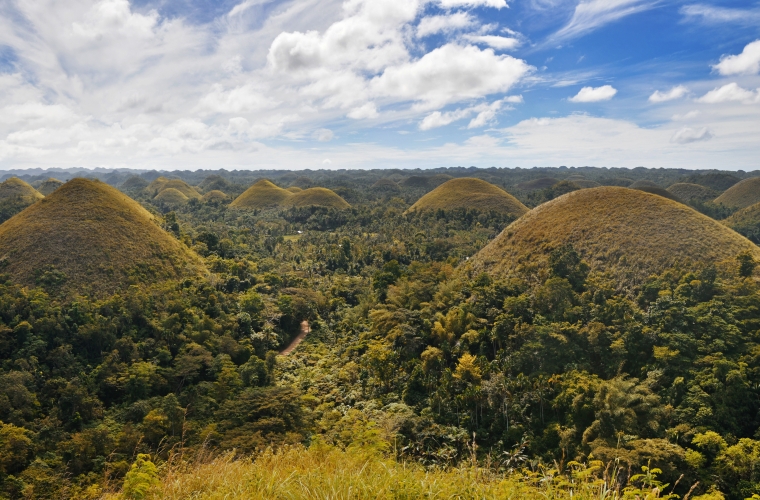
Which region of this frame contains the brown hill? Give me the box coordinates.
[286,187,303,193]
[628,180,661,190]
[230,180,293,209]
[667,183,717,203]
[121,176,150,190]
[35,178,64,196]
[633,186,683,203]
[0,178,44,203]
[287,188,350,209]
[723,202,760,243]
[154,188,189,206]
[517,178,558,190]
[572,179,601,189]
[685,172,741,192]
[469,187,760,286]
[714,177,760,209]
[0,179,204,297]
[406,178,528,217]
[202,190,230,203]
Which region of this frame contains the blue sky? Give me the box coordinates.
[0,0,758,170]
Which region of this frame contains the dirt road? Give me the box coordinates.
[280,320,310,355]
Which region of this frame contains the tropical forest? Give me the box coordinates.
[0,166,760,500]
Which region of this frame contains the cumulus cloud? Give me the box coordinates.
[463,35,520,50]
[569,85,617,102]
[419,97,520,130]
[697,83,760,104]
[713,40,760,76]
[671,126,712,144]
[72,0,159,39]
[347,102,379,119]
[417,12,475,37]
[549,0,656,43]
[649,85,688,103]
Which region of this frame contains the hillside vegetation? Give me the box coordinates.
[632,185,683,203]
[201,189,230,203]
[406,178,528,217]
[231,179,349,209]
[154,187,190,206]
[517,177,558,190]
[724,201,760,243]
[470,186,760,285]
[0,177,44,203]
[0,178,204,296]
[667,182,717,203]
[714,177,760,208]
[685,172,741,191]
[34,178,64,196]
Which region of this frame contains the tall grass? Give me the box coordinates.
[108,441,687,500]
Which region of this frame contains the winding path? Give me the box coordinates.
[280,320,310,355]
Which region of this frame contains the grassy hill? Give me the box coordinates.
[154,187,190,206]
[517,177,558,190]
[121,175,150,190]
[406,178,528,217]
[35,178,64,196]
[230,179,293,209]
[633,185,683,203]
[723,201,760,243]
[469,187,760,286]
[572,179,601,189]
[0,177,44,203]
[0,178,204,297]
[667,183,718,203]
[198,175,234,193]
[714,177,760,209]
[685,172,741,191]
[287,187,350,209]
[146,177,201,199]
[628,180,660,189]
[202,190,230,203]
[286,186,303,193]
[401,174,452,189]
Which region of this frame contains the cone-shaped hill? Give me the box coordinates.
[0,178,44,203]
[632,185,683,203]
[468,187,760,286]
[0,179,205,297]
[35,178,64,196]
[202,190,230,203]
[714,177,760,209]
[121,176,150,190]
[146,177,201,199]
[723,202,760,243]
[667,183,717,203]
[199,175,234,193]
[155,188,189,206]
[287,188,350,209]
[231,179,293,209]
[406,178,528,217]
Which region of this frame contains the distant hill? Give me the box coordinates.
[286,187,303,193]
[202,190,230,203]
[290,176,315,189]
[146,177,201,199]
[599,177,633,187]
[199,175,234,193]
[371,179,401,192]
[517,177,559,190]
[667,183,718,203]
[155,188,190,206]
[714,177,760,209]
[231,179,293,209]
[723,202,760,243]
[121,175,150,190]
[0,178,44,203]
[632,185,683,203]
[0,178,204,297]
[469,187,760,286]
[287,188,351,209]
[628,180,660,189]
[406,178,528,217]
[572,179,601,189]
[401,174,453,189]
[35,178,64,196]
[685,172,741,192]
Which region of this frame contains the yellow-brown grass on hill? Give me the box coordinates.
[35,178,64,196]
[230,179,292,209]
[724,202,760,228]
[201,190,229,203]
[287,187,350,209]
[285,186,303,193]
[469,187,760,286]
[154,188,190,206]
[0,177,44,203]
[406,178,528,217]
[632,185,683,203]
[0,178,205,297]
[714,177,760,209]
[107,443,663,500]
[146,177,201,199]
[667,182,718,203]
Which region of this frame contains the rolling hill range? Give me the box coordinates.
[202,190,230,203]
[468,187,760,286]
[146,177,202,199]
[723,202,760,243]
[154,187,190,206]
[0,177,44,203]
[0,178,204,297]
[714,177,760,209]
[632,185,683,203]
[231,179,349,209]
[667,183,717,203]
[406,178,528,217]
[35,178,64,196]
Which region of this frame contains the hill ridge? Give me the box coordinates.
[406,178,528,217]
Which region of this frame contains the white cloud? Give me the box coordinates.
[713,40,760,76]
[373,44,532,108]
[649,85,688,103]
[419,109,472,130]
[347,102,379,119]
[313,128,334,141]
[697,83,760,104]
[438,0,508,8]
[569,85,617,102]
[672,110,699,121]
[417,12,475,37]
[549,0,656,43]
[680,4,760,25]
[419,97,518,130]
[72,0,159,39]
[671,126,712,144]
[463,35,520,50]
[198,84,275,114]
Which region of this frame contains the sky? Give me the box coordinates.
[0,0,759,171]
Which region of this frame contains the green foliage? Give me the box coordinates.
[121,454,159,500]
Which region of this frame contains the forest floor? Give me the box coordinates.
[280,320,310,355]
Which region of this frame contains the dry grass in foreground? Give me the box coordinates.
[107,443,697,500]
